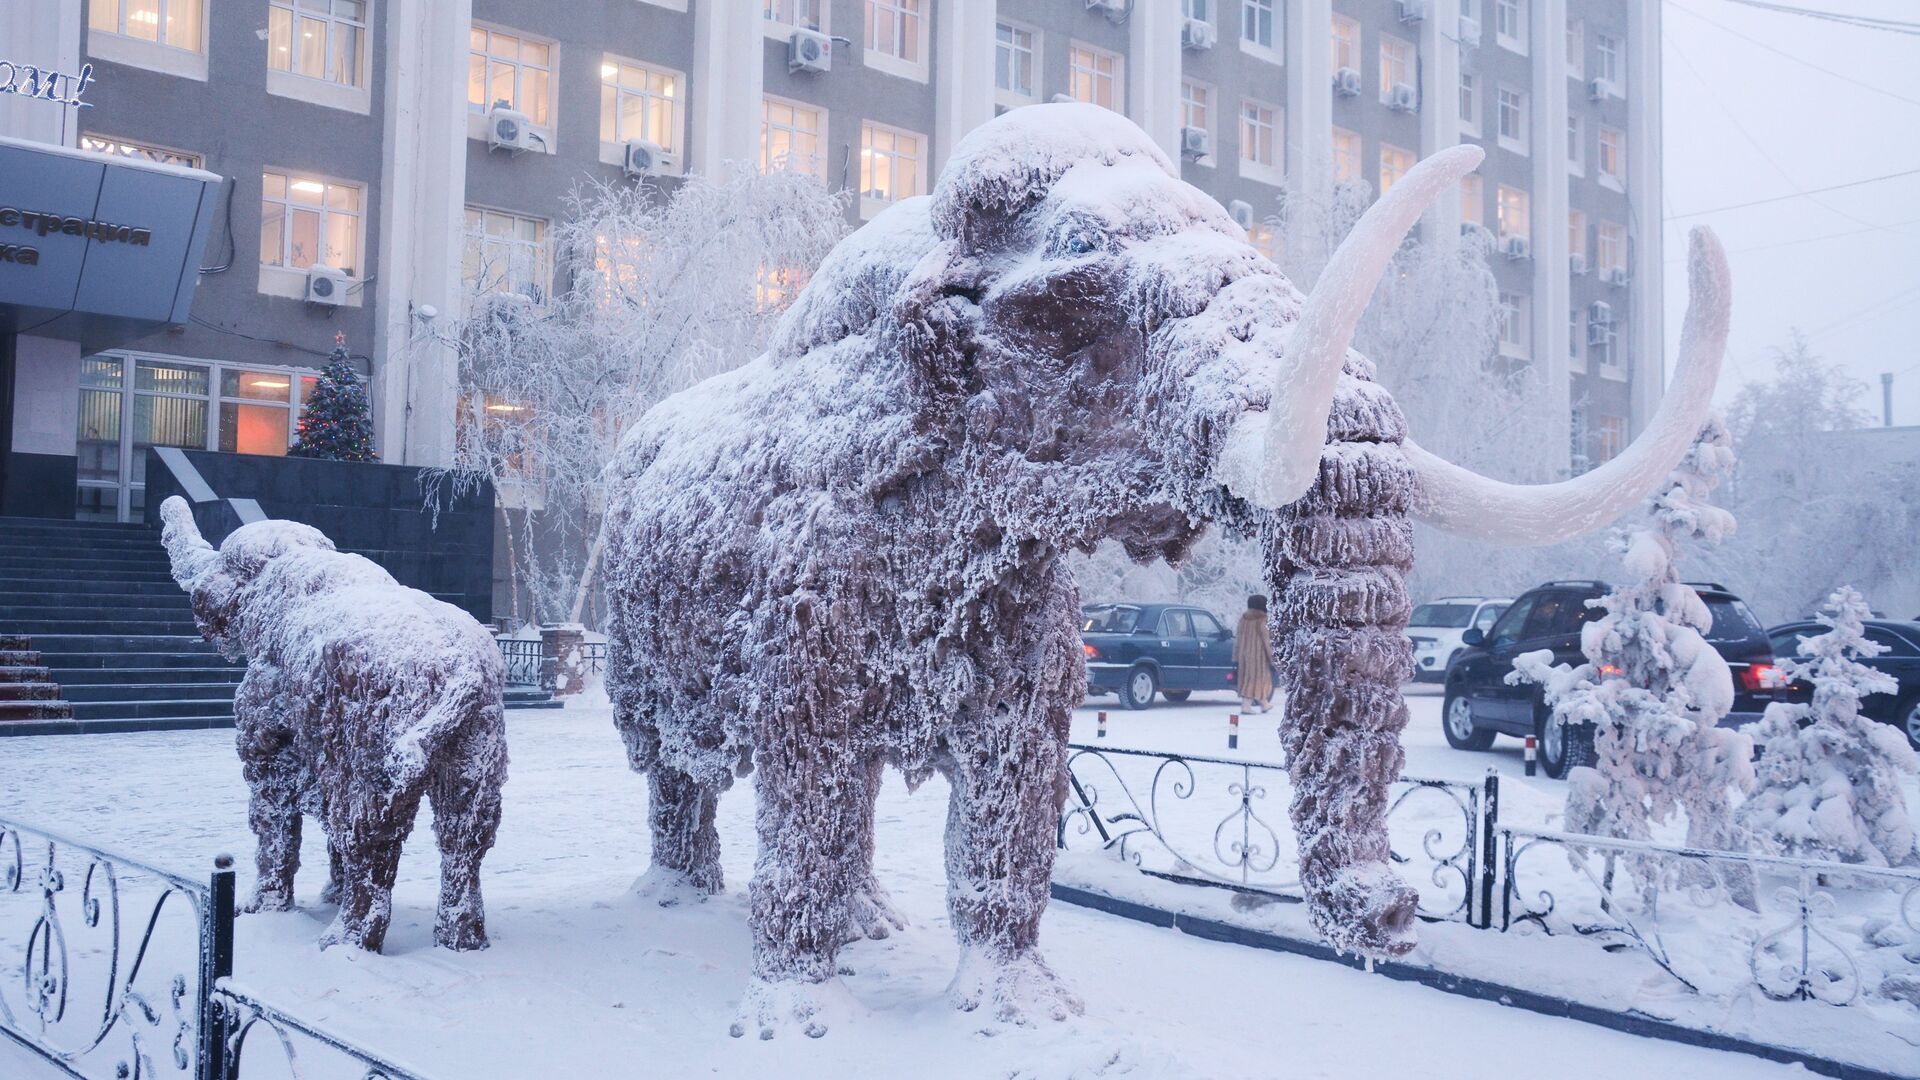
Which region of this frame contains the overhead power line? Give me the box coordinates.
[1667,2,1920,109]
[1665,167,1920,219]
[1719,0,1920,36]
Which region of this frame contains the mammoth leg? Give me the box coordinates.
[321,782,427,954]
[841,756,906,943]
[319,836,343,905]
[634,765,725,904]
[428,717,507,951]
[235,667,303,913]
[1265,365,1421,959]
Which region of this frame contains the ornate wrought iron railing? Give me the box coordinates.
[1059,744,1500,927]
[1499,824,1920,1005]
[498,637,607,691]
[212,982,430,1080]
[0,814,440,1079]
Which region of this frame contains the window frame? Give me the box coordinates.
[257,168,367,303]
[467,23,558,150]
[1597,125,1626,190]
[1068,42,1124,112]
[1496,85,1528,156]
[1378,143,1415,198]
[1241,0,1281,62]
[1331,14,1360,74]
[864,0,930,82]
[1498,290,1531,360]
[1496,183,1530,244]
[268,0,368,88]
[762,0,826,34]
[1239,98,1283,185]
[761,95,828,179]
[1460,173,1485,228]
[1565,17,1584,80]
[1378,34,1415,106]
[462,205,554,306]
[1566,113,1584,176]
[598,54,687,174]
[1568,305,1586,371]
[1181,79,1216,166]
[858,120,927,220]
[86,0,208,79]
[1331,126,1362,185]
[1597,34,1622,89]
[1458,70,1480,137]
[1568,208,1588,270]
[1596,220,1627,277]
[1495,0,1528,55]
[994,20,1040,107]
[79,134,202,170]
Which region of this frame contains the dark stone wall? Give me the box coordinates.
[144,449,492,624]
[1,452,78,519]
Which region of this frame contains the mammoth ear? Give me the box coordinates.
[891,239,987,404]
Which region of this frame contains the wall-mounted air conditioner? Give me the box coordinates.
[305,265,349,306]
[1398,0,1427,23]
[487,105,536,153]
[1181,18,1217,51]
[624,140,668,178]
[1334,68,1362,97]
[1587,78,1615,102]
[789,29,831,73]
[1086,0,1127,19]
[1604,266,1629,287]
[1570,253,1589,276]
[1502,235,1530,261]
[1388,83,1417,112]
[1458,16,1482,46]
[1227,199,1254,231]
[1589,300,1615,325]
[1180,126,1212,160]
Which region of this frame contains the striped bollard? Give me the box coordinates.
[1523,734,1537,777]
[1228,712,1240,750]
[1097,711,1107,739]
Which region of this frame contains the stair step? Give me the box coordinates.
[50,666,243,685]
[26,635,218,653]
[505,698,566,710]
[0,700,74,721]
[0,714,235,737]
[69,699,235,721]
[0,536,167,552]
[0,579,186,597]
[63,682,236,702]
[0,606,193,623]
[37,652,234,670]
[0,590,190,605]
[4,620,203,635]
[0,682,61,701]
[0,650,41,666]
[0,666,51,681]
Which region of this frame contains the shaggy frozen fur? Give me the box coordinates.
[160,497,508,953]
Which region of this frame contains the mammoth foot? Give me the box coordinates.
[841,878,908,944]
[316,913,386,954]
[318,877,342,906]
[728,976,859,1040]
[947,948,1084,1026]
[434,905,490,952]
[630,864,723,908]
[1307,862,1419,959]
[242,886,296,914]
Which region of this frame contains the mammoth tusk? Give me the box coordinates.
[1216,144,1486,510]
[159,495,220,588]
[1406,226,1732,546]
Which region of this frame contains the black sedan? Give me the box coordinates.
[1082,603,1237,709]
[1767,619,1920,749]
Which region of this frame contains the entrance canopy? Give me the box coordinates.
[0,135,221,352]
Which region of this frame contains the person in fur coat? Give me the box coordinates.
[1235,595,1276,713]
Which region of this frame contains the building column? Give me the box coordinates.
[0,1,83,147]
[373,0,472,468]
[1419,0,1464,238]
[1627,0,1664,438]
[1531,0,1571,474]
[1127,1,1181,164]
[1285,0,1332,197]
[691,0,765,176]
[931,0,995,177]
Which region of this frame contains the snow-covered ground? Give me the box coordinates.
[0,690,1885,1079]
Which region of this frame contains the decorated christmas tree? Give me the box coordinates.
[290,333,377,462]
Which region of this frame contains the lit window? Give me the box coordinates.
[764,0,823,31]
[1568,209,1588,266]
[1497,86,1527,153]
[1182,80,1212,160]
[1378,36,1415,104]
[1331,15,1360,73]
[1595,415,1626,461]
[1565,18,1583,79]
[1332,127,1361,184]
[1246,221,1280,261]
[1460,173,1485,227]
[1597,221,1626,276]
[80,135,201,169]
[1598,125,1625,187]
[1498,291,1530,359]
[865,0,925,67]
[1496,184,1530,242]
[463,207,551,303]
[600,57,682,157]
[1242,0,1278,53]
[1566,114,1583,174]
[756,264,806,313]
[1240,100,1280,175]
[1068,44,1122,111]
[268,0,368,88]
[261,170,362,277]
[220,368,304,457]
[1495,0,1527,54]
[90,0,203,51]
[1379,144,1415,197]
[1596,34,1621,87]
[995,22,1037,102]
[761,96,826,178]
[859,121,925,214]
[468,26,553,127]
[1459,71,1479,134]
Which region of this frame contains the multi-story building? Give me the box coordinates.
[2,0,1663,524]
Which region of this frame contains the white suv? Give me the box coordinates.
[1406,596,1512,683]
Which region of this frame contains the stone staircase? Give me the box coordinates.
[0,633,72,724]
[0,517,241,734]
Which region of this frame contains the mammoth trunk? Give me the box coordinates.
[1263,361,1421,958]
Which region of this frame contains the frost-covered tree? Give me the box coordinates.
[1704,331,1920,622]
[1511,420,1756,873]
[441,166,849,625]
[1738,587,1919,867]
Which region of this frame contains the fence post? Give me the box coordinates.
[1477,770,1499,930]
[198,854,236,1080]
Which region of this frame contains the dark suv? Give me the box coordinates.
[1082,603,1237,709]
[1442,581,1781,778]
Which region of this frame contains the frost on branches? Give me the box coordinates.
[1739,588,1919,867]
[159,497,508,953]
[1509,420,1757,900]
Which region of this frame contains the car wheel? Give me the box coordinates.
[1538,704,1594,780]
[1162,690,1191,703]
[1900,692,1920,751]
[1121,666,1158,710]
[1442,688,1496,751]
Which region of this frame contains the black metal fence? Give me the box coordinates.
[497,638,607,691]
[0,815,432,1080]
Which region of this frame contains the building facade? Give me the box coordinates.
[2,0,1663,523]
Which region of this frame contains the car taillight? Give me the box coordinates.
[1741,664,1786,691]
[1598,664,1622,677]
[1083,643,1099,660]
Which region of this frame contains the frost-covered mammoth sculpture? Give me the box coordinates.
[602,104,1730,1031]
[160,497,508,953]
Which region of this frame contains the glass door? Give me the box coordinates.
[75,357,127,521]
[128,359,210,522]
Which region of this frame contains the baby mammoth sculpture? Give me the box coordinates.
[160,497,509,953]
[602,103,1729,1034]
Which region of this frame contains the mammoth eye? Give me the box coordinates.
[1055,223,1105,257]
[1065,231,1099,255]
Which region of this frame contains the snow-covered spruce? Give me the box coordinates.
[1738,587,1919,867]
[1509,420,1757,900]
[602,103,1731,1030]
[160,496,508,952]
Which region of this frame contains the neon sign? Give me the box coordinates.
[0,61,95,109]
